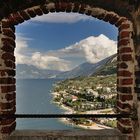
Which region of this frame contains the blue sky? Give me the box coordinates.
[15,13,118,71]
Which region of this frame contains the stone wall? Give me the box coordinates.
[0,0,139,140]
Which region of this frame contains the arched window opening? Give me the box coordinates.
[15,12,118,130]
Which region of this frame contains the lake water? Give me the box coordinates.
[16,79,77,130]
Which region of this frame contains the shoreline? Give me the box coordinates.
[51,92,113,130]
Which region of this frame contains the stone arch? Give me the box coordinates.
[0,1,137,140]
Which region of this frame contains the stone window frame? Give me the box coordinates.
[0,1,137,139]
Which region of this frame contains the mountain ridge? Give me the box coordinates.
[16,64,62,79]
[55,54,117,79]
[16,54,117,79]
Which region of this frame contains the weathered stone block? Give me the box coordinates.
[0,78,16,84]
[116,18,127,27]
[5,92,16,101]
[119,47,132,53]
[118,39,129,46]
[0,100,15,110]
[117,87,132,93]
[120,94,133,102]
[73,2,80,12]
[121,78,133,85]
[4,60,15,69]
[118,62,128,69]
[119,24,130,31]
[27,9,36,18]
[1,45,14,53]
[2,28,15,40]
[1,85,16,93]
[2,38,16,48]
[34,8,43,16]
[118,118,132,126]
[61,2,68,12]
[2,53,15,62]
[20,11,30,20]
[118,70,132,77]
[12,13,24,23]
[0,118,15,126]
[1,122,16,134]
[79,4,86,14]
[121,54,133,61]
[117,101,132,110]
[120,31,130,39]
[117,122,133,134]
[0,70,15,77]
[40,5,49,14]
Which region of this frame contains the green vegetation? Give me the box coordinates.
[70,118,92,126]
[103,120,117,128]
[52,75,117,128]
[52,55,117,128]
[94,55,117,76]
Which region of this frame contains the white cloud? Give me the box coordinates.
[31,12,94,23]
[31,52,70,71]
[15,34,71,71]
[15,34,117,71]
[15,34,31,64]
[47,34,117,63]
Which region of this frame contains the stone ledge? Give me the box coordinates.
[8,130,128,140]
